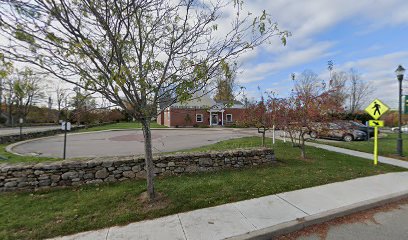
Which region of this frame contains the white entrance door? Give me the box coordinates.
[211,114,218,125]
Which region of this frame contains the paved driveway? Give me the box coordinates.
[10,129,258,159]
[0,125,62,136]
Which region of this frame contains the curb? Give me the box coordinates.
[227,190,408,240]
[5,135,60,157]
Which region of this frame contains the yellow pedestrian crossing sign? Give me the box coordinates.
[368,120,384,127]
[365,99,389,120]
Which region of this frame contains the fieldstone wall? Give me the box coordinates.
[0,148,275,192]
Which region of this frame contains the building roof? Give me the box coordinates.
[215,100,244,105]
[172,93,216,108]
[168,92,244,109]
[214,100,244,109]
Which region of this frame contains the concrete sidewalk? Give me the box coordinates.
[52,172,408,240]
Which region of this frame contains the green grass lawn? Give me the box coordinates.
[315,133,408,161]
[79,121,167,132]
[0,144,59,164]
[0,137,404,240]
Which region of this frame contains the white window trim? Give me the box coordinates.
[226,114,233,122]
[196,114,203,122]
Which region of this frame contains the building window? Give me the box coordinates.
[226,114,233,122]
[196,114,203,122]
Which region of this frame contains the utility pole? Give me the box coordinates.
[0,77,3,117]
[395,65,405,157]
[48,96,53,123]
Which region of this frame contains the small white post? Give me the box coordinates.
[283,130,286,143]
[272,125,275,145]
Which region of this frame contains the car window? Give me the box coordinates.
[351,121,365,127]
[329,123,340,129]
[338,122,351,128]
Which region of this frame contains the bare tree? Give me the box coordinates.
[329,71,348,107]
[0,0,289,200]
[348,68,373,114]
[55,82,69,121]
[293,70,322,98]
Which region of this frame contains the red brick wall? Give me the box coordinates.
[170,108,210,127]
[156,107,246,127]
[224,109,246,126]
[159,108,244,127]
[156,111,164,125]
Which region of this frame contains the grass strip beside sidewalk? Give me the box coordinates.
[314,133,408,161]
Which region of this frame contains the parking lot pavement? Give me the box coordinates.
[9,128,255,158]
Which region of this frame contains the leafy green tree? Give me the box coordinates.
[213,61,237,102]
[70,88,97,125]
[13,67,45,120]
[0,0,289,200]
[0,53,13,117]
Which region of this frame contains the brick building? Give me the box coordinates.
[157,95,245,127]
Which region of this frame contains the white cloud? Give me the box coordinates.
[234,0,408,89]
[335,51,408,108]
[237,41,335,84]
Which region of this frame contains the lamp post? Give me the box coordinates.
[396,65,406,156]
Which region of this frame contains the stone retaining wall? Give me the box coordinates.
[0,148,275,192]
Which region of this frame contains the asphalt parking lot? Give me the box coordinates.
[9,128,257,159]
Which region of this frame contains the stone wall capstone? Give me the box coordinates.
[0,148,275,192]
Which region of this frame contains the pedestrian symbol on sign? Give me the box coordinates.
[372,101,381,116]
[365,99,389,166]
[365,99,389,120]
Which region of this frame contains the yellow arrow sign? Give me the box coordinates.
[368,120,384,127]
[365,99,389,120]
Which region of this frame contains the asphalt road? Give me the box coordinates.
[278,199,408,240]
[0,125,61,136]
[10,128,258,158]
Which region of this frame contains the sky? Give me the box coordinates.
[2,0,408,110]
[234,0,408,109]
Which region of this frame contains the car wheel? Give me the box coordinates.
[343,134,353,142]
[310,131,318,139]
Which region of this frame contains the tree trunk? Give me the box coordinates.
[300,134,306,159]
[141,118,155,201]
[262,131,265,147]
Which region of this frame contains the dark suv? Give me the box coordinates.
[309,122,367,142]
[347,121,375,138]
